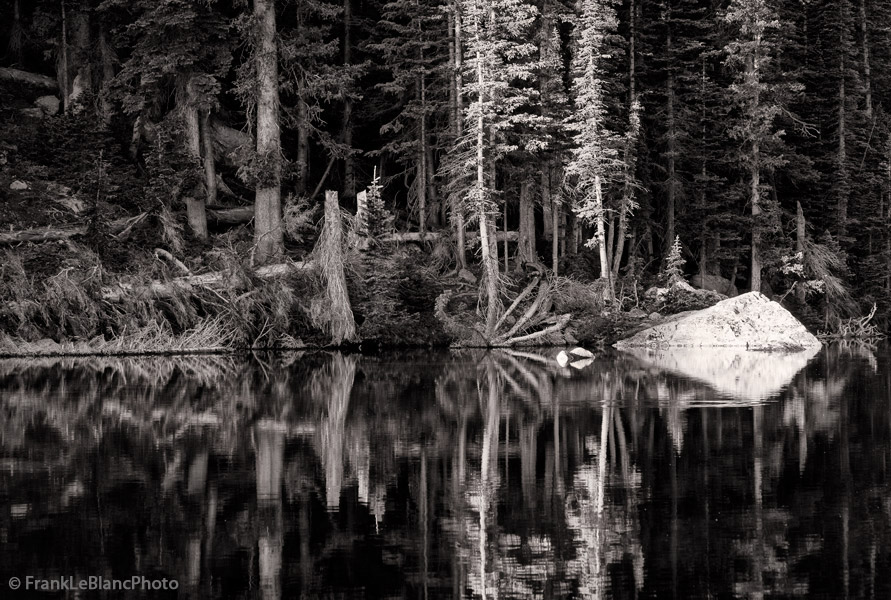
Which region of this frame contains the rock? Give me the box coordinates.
[9,180,28,190]
[615,291,821,350]
[35,95,60,116]
[647,312,662,321]
[691,273,738,297]
[563,328,579,345]
[556,350,570,367]
[628,307,647,318]
[458,268,477,284]
[569,347,594,358]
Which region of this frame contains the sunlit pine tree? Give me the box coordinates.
[723,0,800,293]
[449,0,538,338]
[565,0,622,298]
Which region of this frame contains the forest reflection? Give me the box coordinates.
[1,345,890,599]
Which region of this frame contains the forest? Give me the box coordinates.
[0,0,889,351]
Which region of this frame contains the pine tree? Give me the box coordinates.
[723,0,800,293]
[279,0,352,196]
[103,0,232,240]
[359,168,395,238]
[368,0,448,233]
[661,234,686,285]
[565,0,622,297]
[445,0,538,338]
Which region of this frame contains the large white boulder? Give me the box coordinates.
[615,291,821,350]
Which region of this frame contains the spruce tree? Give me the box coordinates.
[445,0,538,338]
[279,0,354,196]
[723,0,800,293]
[368,0,448,233]
[565,0,622,296]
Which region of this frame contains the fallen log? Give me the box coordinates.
[101,261,314,302]
[0,68,58,91]
[207,206,254,225]
[0,213,148,246]
[0,226,86,245]
[377,230,518,243]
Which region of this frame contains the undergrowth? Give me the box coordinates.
[0,245,325,353]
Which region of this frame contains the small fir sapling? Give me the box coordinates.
[661,235,687,286]
[358,168,394,239]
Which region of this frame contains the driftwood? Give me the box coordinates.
[101,261,314,303]
[0,213,148,246]
[0,68,58,91]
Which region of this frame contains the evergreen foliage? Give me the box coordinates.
[662,234,686,285]
[5,0,891,330]
[359,169,395,239]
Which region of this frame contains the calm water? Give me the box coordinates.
[1,345,889,599]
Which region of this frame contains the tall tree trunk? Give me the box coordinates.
[295,90,309,196]
[860,0,872,119]
[594,175,611,296]
[253,0,283,264]
[342,0,356,201]
[60,0,69,113]
[542,169,553,241]
[8,0,22,65]
[57,2,91,112]
[182,77,208,240]
[65,5,91,109]
[201,110,218,211]
[837,1,849,236]
[98,27,116,123]
[751,139,762,293]
[503,201,509,270]
[698,58,709,280]
[452,5,468,269]
[426,141,441,228]
[448,10,458,135]
[418,79,428,233]
[417,8,428,234]
[552,195,560,274]
[517,179,539,269]
[796,201,806,302]
[539,8,555,245]
[475,38,500,338]
[665,15,677,258]
[613,0,637,278]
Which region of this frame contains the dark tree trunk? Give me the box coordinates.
[253,0,284,264]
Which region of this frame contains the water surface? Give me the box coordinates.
[1,345,889,598]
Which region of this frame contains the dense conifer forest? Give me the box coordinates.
[0,0,888,351]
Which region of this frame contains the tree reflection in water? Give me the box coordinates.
[1,344,890,599]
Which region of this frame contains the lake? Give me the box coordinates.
[0,345,889,599]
